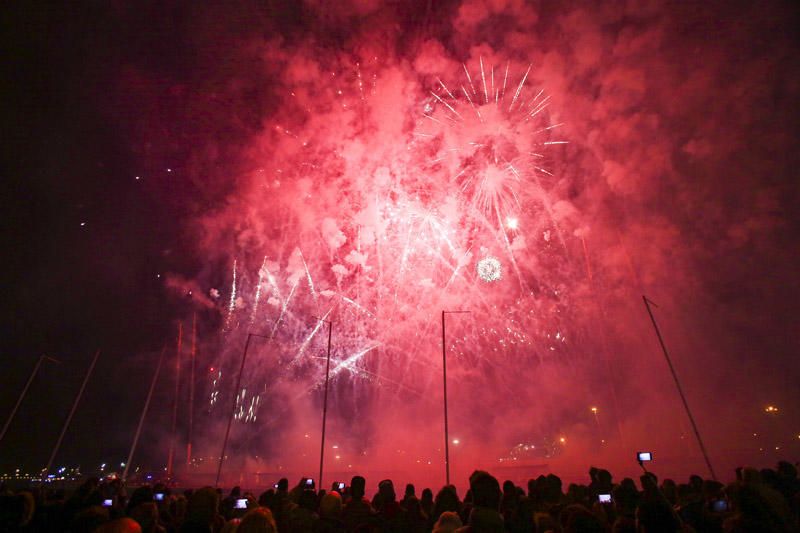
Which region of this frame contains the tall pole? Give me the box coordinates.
[123,347,165,481]
[441,311,450,486]
[1,355,59,443]
[319,320,333,491]
[167,323,182,480]
[44,350,100,477]
[642,296,717,480]
[187,312,196,468]
[216,333,268,487]
[441,310,469,486]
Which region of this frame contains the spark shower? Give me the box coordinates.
[187,57,596,482]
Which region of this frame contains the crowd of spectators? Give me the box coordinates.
[1,461,798,532]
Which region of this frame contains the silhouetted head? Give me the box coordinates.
[277,478,289,492]
[470,472,501,510]
[434,486,461,515]
[421,488,433,503]
[378,480,396,503]
[546,474,563,502]
[432,511,462,533]
[527,479,537,497]
[230,486,241,497]
[350,476,366,499]
[405,483,415,498]
[186,486,219,526]
[613,479,639,516]
[126,485,154,514]
[320,491,342,518]
[238,507,277,533]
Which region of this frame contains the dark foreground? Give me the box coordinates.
[2,461,799,532]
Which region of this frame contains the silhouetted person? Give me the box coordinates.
[237,507,277,533]
[315,491,346,533]
[401,483,416,509]
[431,485,461,530]
[458,471,503,533]
[180,486,221,533]
[129,502,163,533]
[374,479,407,532]
[271,478,291,532]
[500,480,530,533]
[403,496,428,533]
[433,511,463,533]
[288,489,319,531]
[342,475,376,532]
[420,488,435,519]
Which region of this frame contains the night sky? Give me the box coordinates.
[1,0,799,484]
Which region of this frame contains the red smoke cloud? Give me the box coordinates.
[110,0,799,487]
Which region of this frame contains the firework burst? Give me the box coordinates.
[195,58,584,464]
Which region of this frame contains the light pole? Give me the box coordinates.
[441,310,469,486]
[0,355,60,443]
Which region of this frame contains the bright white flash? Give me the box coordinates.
[477,256,502,282]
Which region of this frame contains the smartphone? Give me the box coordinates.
[273,483,279,489]
[304,478,315,489]
[711,500,728,512]
[154,493,165,501]
[102,499,113,507]
[637,451,652,462]
[598,494,612,503]
[235,498,248,510]
[335,482,346,491]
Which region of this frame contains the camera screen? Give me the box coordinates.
[304,478,314,487]
[336,482,346,490]
[154,493,165,501]
[102,499,113,507]
[598,494,612,503]
[637,452,652,462]
[235,498,248,509]
[712,500,728,512]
